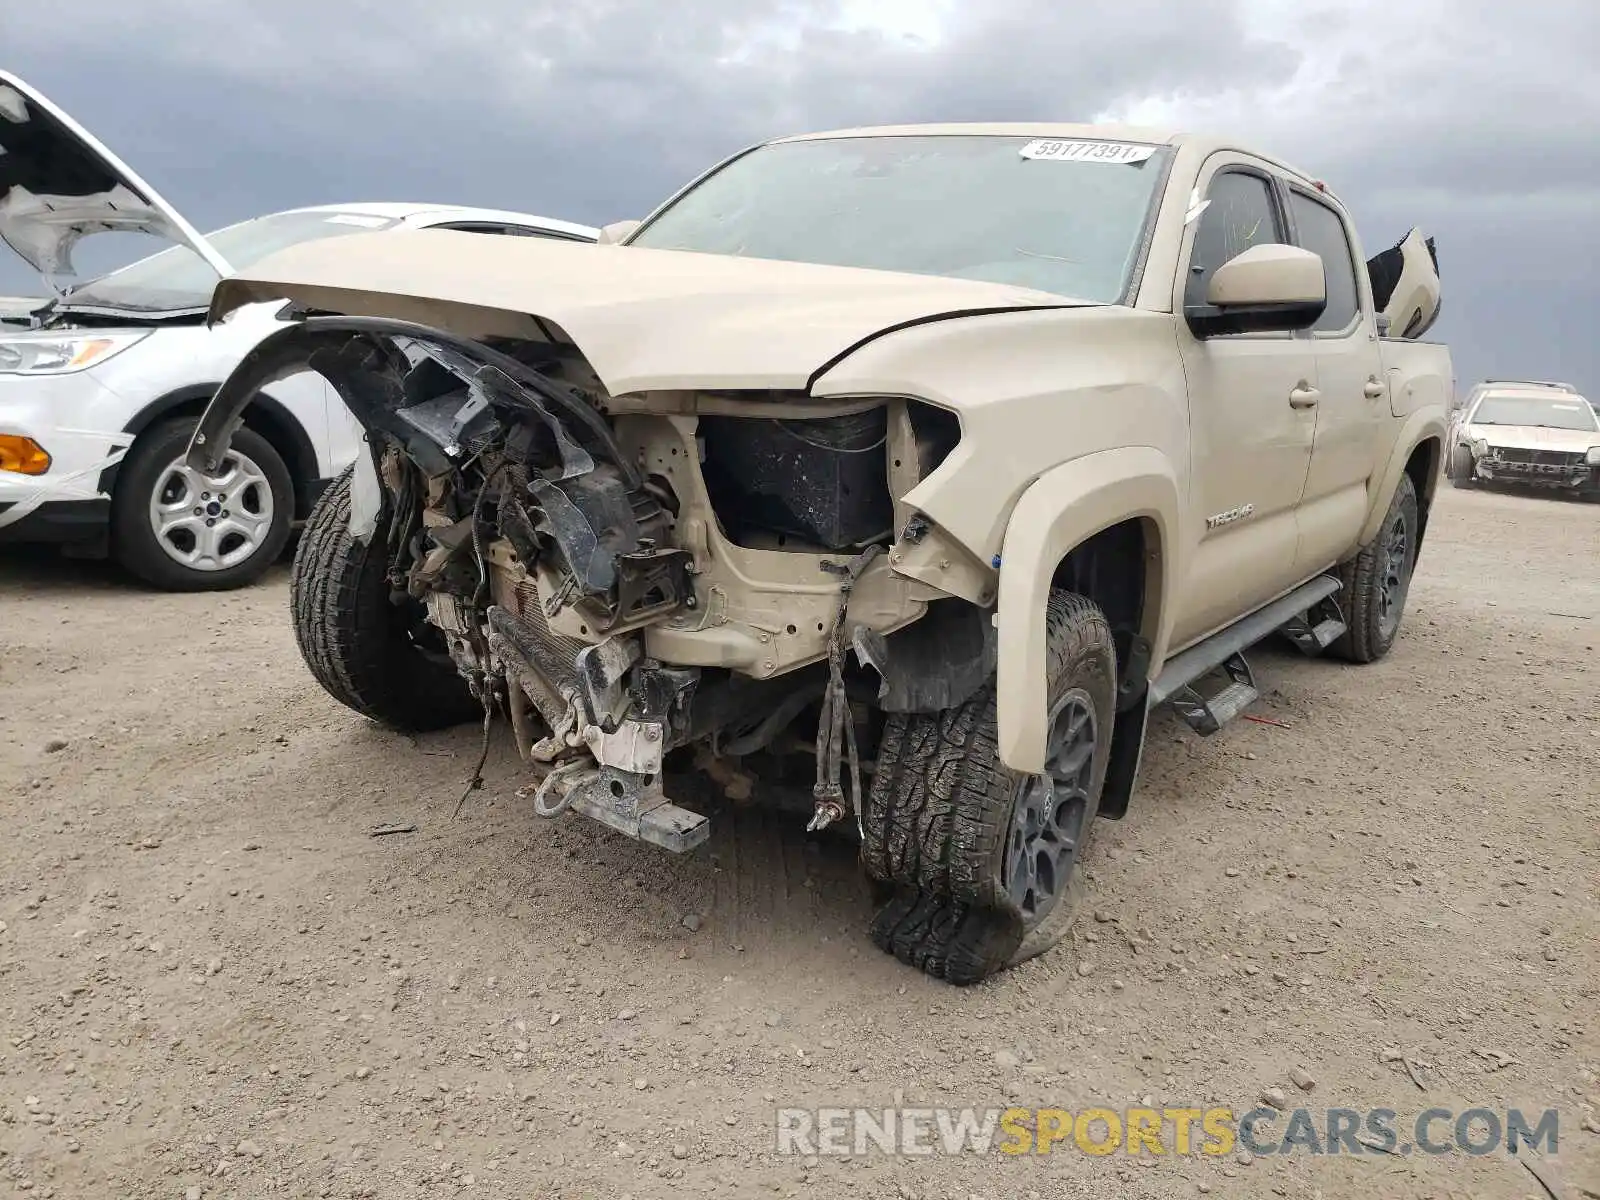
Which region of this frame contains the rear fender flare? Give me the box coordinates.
[995,447,1180,773]
[1358,410,1446,547]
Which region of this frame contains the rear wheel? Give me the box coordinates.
[861,592,1115,985]
[290,469,478,731]
[111,418,292,591]
[1332,472,1419,664]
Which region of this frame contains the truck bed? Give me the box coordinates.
[1378,337,1454,422]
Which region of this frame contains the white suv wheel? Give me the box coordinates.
[147,450,277,572]
[110,417,293,592]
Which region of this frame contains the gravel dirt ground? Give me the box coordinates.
[2,482,1597,1200]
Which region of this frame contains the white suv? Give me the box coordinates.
[0,71,597,589]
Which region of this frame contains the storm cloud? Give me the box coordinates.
[4,0,1596,394]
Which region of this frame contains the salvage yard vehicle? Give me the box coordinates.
[189,123,1451,985]
[0,71,597,589]
[1446,382,1600,499]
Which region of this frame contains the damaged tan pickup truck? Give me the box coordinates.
[190,124,1451,984]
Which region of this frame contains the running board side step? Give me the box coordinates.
[1170,652,1257,736]
[1149,575,1343,735]
[1280,594,1348,656]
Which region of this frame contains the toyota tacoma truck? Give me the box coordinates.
[188,123,1451,985]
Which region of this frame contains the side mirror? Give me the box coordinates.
[596,219,641,246]
[1186,243,1326,337]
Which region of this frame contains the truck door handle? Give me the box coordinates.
[1363,378,1388,399]
[1289,384,1321,409]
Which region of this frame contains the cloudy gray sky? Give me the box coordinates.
[4,0,1597,397]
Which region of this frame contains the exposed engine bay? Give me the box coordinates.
[190,314,992,851]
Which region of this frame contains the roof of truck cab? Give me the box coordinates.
[771,123,1322,187]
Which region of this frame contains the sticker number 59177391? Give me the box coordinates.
[1018,139,1158,165]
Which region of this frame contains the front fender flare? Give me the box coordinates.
[995,447,1181,773]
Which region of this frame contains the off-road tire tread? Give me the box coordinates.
[868,889,1018,987]
[290,470,476,731]
[861,591,1114,984]
[1332,472,1419,664]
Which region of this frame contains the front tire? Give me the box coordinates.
[1332,472,1419,664]
[290,469,478,731]
[111,418,293,591]
[862,592,1115,985]
[1446,443,1475,489]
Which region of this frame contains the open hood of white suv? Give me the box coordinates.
[0,71,232,297]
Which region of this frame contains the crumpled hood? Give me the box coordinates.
[1466,423,1600,452]
[206,228,1087,396]
[0,71,230,295]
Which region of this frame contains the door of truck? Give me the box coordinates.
[1169,156,1318,648]
[1280,184,1390,577]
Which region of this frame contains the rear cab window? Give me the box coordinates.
[1287,190,1361,334]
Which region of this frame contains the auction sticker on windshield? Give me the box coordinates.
[1019,139,1157,165]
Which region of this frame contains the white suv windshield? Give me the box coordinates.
[629,135,1170,303]
[1472,394,1599,432]
[64,210,402,313]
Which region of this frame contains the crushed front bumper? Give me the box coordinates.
[1473,449,1596,489]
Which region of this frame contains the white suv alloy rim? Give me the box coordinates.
[146,450,275,572]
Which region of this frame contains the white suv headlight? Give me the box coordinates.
[1472,438,1490,457]
[0,332,151,376]
[1586,445,1600,466]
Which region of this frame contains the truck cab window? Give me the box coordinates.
[1289,192,1360,332]
[1185,171,1282,310]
